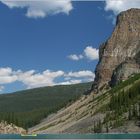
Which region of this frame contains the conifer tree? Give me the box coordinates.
[128,107,132,120]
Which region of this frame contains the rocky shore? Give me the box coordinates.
[0,121,26,134]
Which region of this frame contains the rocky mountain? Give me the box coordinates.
[28,8,140,134]
[0,121,26,134]
[92,8,140,92]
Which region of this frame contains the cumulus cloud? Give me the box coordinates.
[18,70,64,88]
[105,0,140,14]
[0,67,12,76]
[64,70,95,85]
[0,67,17,84]
[0,68,65,89]
[84,46,99,61]
[68,54,83,61]
[66,70,95,78]
[60,79,82,85]
[0,67,94,91]
[68,46,99,61]
[104,0,140,24]
[0,0,73,18]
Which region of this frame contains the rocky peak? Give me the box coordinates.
[92,8,140,92]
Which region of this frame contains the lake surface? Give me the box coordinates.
[0,134,140,139]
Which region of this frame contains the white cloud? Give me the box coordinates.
[0,68,94,91]
[68,54,83,61]
[21,70,94,88]
[0,68,65,89]
[64,70,95,85]
[0,76,17,84]
[105,0,140,14]
[0,0,73,18]
[66,70,95,78]
[68,46,99,61]
[0,67,12,76]
[0,67,17,84]
[60,79,82,85]
[17,69,65,88]
[84,46,99,61]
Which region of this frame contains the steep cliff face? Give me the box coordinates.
[92,8,140,92]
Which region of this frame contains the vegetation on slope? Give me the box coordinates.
[25,73,140,134]
[103,80,140,129]
[93,74,140,133]
[0,82,92,129]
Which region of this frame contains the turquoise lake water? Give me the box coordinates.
[0,134,140,139]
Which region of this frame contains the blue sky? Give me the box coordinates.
[0,0,139,93]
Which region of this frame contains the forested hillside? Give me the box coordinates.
[0,82,92,129]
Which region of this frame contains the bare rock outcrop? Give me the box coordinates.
[0,121,26,134]
[92,8,140,92]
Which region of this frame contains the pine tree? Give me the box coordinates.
[105,123,109,133]
[93,121,96,133]
[128,107,132,120]
[93,120,102,133]
[139,103,140,119]
[98,120,102,133]
[132,104,138,118]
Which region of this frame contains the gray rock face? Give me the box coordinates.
[111,59,140,86]
[92,9,140,92]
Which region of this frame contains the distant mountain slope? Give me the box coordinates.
[0,82,92,129]
[29,74,140,134]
